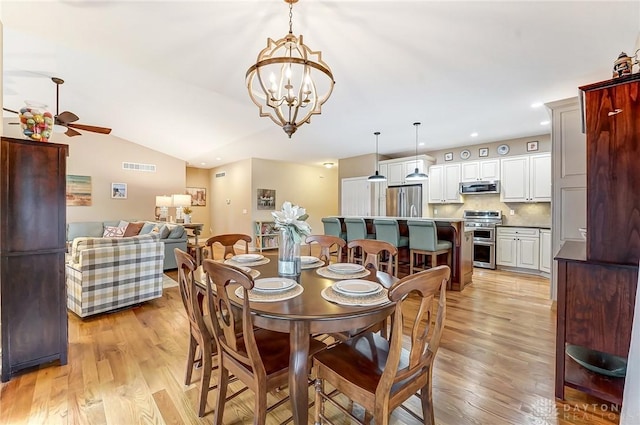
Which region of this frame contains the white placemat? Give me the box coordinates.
[321,286,389,306]
[224,257,271,267]
[234,284,303,302]
[316,266,371,280]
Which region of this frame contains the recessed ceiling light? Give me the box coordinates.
[200,162,207,166]
[531,102,543,108]
[323,162,334,168]
[215,157,222,161]
[419,142,425,146]
[470,132,478,137]
[540,120,550,125]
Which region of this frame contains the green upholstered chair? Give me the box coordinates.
[373,219,409,275]
[321,217,347,241]
[407,220,452,284]
[344,217,375,242]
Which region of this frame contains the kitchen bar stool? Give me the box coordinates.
[321,217,347,241]
[373,218,409,276]
[407,220,452,284]
[344,218,376,264]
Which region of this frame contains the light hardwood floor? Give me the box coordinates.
[0,262,621,424]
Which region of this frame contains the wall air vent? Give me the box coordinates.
[215,172,226,178]
[122,162,157,172]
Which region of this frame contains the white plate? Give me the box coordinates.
[333,280,382,295]
[327,263,365,274]
[232,254,264,263]
[253,277,297,292]
[301,255,319,264]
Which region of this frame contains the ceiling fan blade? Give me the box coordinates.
[67,123,112,135]
[65,127,82,137]
[56,110,79,125]
[3,107,19,114]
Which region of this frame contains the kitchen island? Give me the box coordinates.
[328,216,473,291]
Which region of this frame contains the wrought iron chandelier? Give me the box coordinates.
[246,0,335,138]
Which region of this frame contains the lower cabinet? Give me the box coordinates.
[496,227,540,270]
[539,229,552,273]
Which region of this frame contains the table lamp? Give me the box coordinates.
[172,194,192,223]
[156,195,172,221]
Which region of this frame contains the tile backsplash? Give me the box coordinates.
[429,194,551,227]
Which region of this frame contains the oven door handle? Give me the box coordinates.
[473,241,495,246]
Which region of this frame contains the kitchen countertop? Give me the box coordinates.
[334,215,465,223]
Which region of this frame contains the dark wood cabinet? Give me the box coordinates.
[555,75,640,404]
[1,136,69,382]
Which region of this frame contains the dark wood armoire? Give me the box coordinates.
[555,74,640,405]
[1,136,69,382]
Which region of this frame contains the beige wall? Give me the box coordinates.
[186,167,212,237]
[251,158,339,239]
[3,120,186,223]
[209,159,252,237]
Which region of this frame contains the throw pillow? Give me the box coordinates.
[157,224,171,239]
[118,220,130,229]
[103,226,125,238]
[168,225,185,239]
[123,221,145,237]
[139,222,157,235]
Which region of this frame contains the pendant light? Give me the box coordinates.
[405,122,429,181]
[368,131,387,182]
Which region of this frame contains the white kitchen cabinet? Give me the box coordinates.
[383,157,426,185]
[428,163,462,204]
[539,229,551,274]
[500,153,551,202]
[496,227,540,270]
[376,163,389,216]
[460,159,500,182]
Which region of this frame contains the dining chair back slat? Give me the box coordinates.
[347,239,398,278]
[305,234,346,265]
[205,233,252,260]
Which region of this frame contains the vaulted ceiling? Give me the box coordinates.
[2,1,639,168]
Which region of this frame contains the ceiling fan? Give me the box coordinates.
[3,76,112,137]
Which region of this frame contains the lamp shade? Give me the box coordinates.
[172,194,191,208]
[156,195,172,207]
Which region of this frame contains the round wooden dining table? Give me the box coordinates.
[194,257,395,425]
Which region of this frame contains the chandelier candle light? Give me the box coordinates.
[272,201,311,277]
[246,0,335,137]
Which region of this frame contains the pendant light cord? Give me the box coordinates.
[414,122,420,166]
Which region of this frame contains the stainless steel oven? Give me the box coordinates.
[463,210,503,270]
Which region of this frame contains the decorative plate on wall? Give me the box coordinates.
[497,144,510,155]
[460,149,471,160]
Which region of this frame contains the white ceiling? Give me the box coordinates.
[2,1,639,168]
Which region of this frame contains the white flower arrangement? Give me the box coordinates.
[271,201,311,243]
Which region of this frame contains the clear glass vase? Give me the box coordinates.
[278,227,301,277]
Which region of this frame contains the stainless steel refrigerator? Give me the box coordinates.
[386,184,422,217]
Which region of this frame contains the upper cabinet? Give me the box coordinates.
[500,153,551,202]
[428,163,463,204]
[381,156,429,186]
[460,159,500,182]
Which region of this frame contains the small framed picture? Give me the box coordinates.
[527,140,539,152]
[111,182,127,199]
[479,147,489,157]
[444,152,453,162]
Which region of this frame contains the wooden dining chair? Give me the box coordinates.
[305,234,346,265]
[205,233,252,260]
[347,239,398,282]
[174,248,217,417]
[312,265,451,425]
[202,259,326,425]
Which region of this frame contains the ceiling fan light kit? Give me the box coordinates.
[246,0,335,138]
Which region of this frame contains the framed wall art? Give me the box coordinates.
[186,187,206,206]
[479,147,489,157]
[257,188,276,210]
[66,175,92,206]
[527,140,539,152]
[111,183,127,199]
[444,152,453,162]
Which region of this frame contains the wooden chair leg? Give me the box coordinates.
[255,380,268,425]
[409,250,415,274]
[198,343,213,417]
[314,378,323,424]
[214,365,228,425]
[420,380,435,425]
[185,335,197,385]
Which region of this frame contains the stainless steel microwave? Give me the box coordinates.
[459,180,500,194]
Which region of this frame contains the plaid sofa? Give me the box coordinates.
[66,233,165,318]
